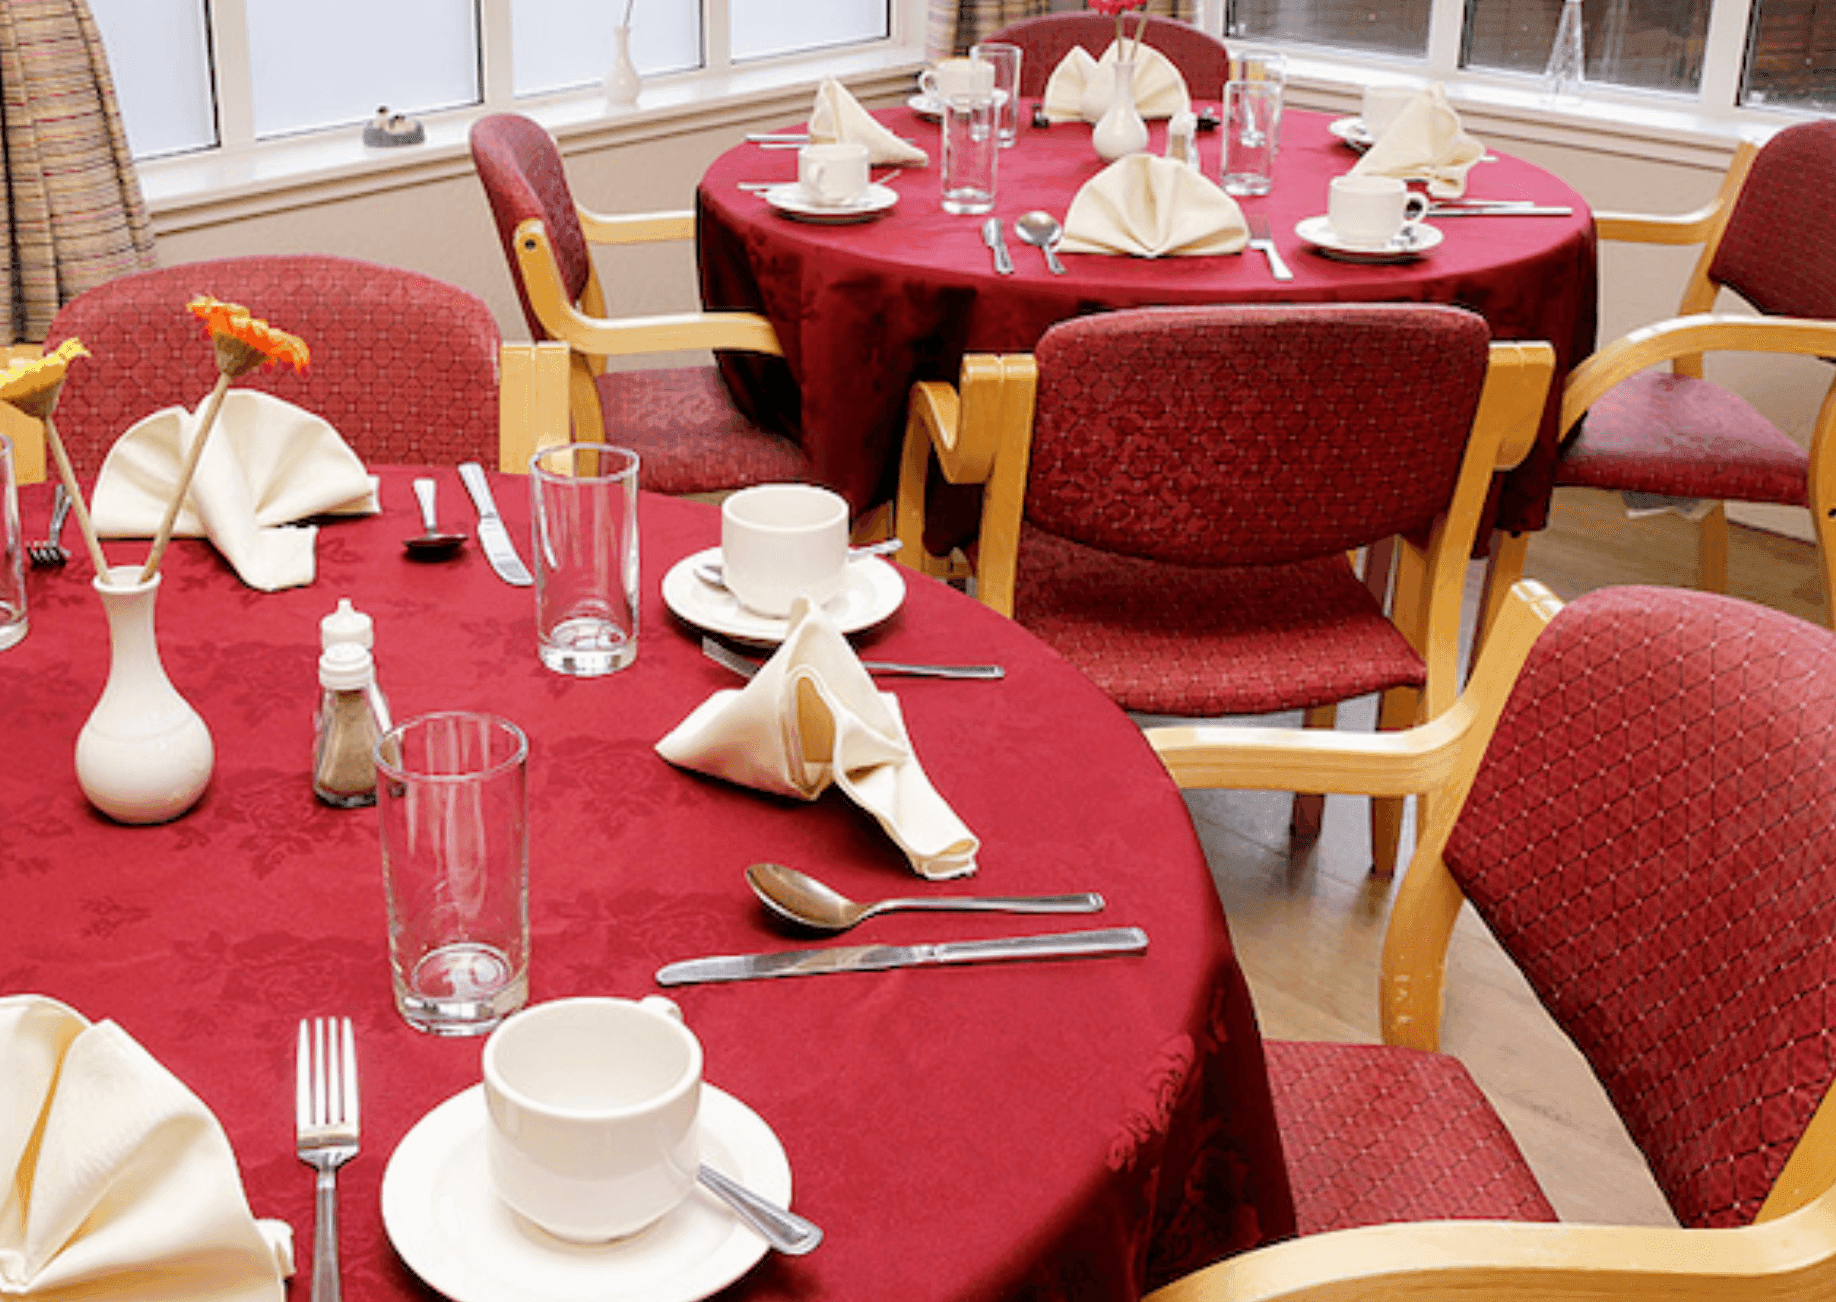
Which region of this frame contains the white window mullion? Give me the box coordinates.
[705,0,731,73]
[480,0,513,108]
[210,0,255,149]
[1423,0,1467,77]
[1697,0,1756,114]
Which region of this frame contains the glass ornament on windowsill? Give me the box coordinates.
[1544,0,1586,102]
[605,1,640,106]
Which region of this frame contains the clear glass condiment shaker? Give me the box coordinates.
[312,642,391,807]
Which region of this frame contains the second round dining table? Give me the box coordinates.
[698,101,1598,538]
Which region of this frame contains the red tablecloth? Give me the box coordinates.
[699,105,1598,536]
[1,470,1294,1301]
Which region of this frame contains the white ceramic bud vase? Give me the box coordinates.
[605,25,640,105]
[75,565,213,824]
[1092,55,1149,161]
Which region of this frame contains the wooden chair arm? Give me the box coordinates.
[497,341,571,473]
[1145,1183,1836,1302]
[1594,204,1727,245]
[576,207,696,245]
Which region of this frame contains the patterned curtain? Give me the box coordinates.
[928,0,1197,60]
[0,0,155,345]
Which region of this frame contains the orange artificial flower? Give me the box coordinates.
[0,339,90,417]
[187,294,310,376]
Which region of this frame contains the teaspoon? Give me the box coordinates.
[694,537,902,590]
[697,1164,823,1255]
[746,861,1104,934]
[403,477,468,558]
[1014,211,1067,275]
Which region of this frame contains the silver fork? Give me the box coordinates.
[27,484,70,567]
[1245,214,1293,281]
[702,635,1003,680]
[297,1018,359,1302]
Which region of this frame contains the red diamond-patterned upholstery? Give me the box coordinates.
[1556,119,1836,510]
[1263,1040,1558,1236]
[468,114,809,495]
[1010,303,1490,716]
[1443,585,1836,1229]
[41,255,501,473]
[989,13,1232,99]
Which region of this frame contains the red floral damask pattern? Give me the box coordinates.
[43,255,502,471]
[1444,585,1836,1229]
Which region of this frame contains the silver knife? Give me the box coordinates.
[1427,205,1574,217]
[657,926,1147,986]
[457,462,533,586]
[982,216,1014,275]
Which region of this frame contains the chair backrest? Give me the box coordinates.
[43,255,501,473]
[1709,119,1836,320]
[1024,303,1493,568]
[1440,585,1836,1229]
[470,114,593,344]
[989,12,1231,97]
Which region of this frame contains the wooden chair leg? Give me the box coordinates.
[1697,501,1730,593]
[1289,703,1337,843]
[1368,686,1417,876]
[1478,530,1530,662]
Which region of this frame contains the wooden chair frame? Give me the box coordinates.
[1143,578,1836,1301]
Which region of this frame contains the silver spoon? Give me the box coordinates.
[746,861,1104,934]
[693,537,902,589]
[404,477,468,558]
[1014,211,1067,275]
[697,1164,823,1255]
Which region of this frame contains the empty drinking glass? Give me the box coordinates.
[1222,80,1280,197]
[941,92,998,214]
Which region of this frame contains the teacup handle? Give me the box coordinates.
[1401,192,1430,225]
[919,69,940,99]
[641,994,683,1022]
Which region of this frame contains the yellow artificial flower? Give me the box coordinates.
[0,339,90,417]
[187,295,310,376]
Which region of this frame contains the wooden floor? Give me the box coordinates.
[1186,486,1826,1229]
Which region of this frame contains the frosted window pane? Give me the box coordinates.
[248,0,480,138]
[511,0,700,96]
[1462,0,1707,93]
[732,0,889,62]
[1228,0,1430,58]
[87,0,215,157]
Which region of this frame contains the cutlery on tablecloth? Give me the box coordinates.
[1427,204,1573,217]
[1015,211,1067,274]
[297,1018,359,1302]
[656,926,1148,985]
[698,1164,824,1254]
[702,635,1004,681]
[457,462,533,586]
[739,170,900,192]
[746,860,1102,933]
[982,216,1014,275]
[27,483,71,567]
[1245,214,1293,281]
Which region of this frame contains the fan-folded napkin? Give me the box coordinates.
[809,76,928,166]
[1059,154,1248,258]
[91,390,379,592]
[0,994,292,1301]
[656,596,978,879]
[1350,82,1484,198]
[1041,42,1192,122]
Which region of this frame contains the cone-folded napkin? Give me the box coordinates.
[1059,154,1248,258]
[1041,42,1192,122]
[809,76,928,166]
[1350,82,1484,198]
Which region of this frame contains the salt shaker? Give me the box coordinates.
[1166,110,1200,170]
[312,642,391,807]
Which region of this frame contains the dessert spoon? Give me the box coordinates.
[746,861,1103,934]
[1014,211,1067,274]
[403,477,468,558]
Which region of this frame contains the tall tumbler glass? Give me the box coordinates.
[0,435,24,650]
[971,41,1023,146]
[377,711,530,1036]
[1222,80,1280,197]
[940,92,998,214]
[529,443,640,676]
[1229,48,1287,156]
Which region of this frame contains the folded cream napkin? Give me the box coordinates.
[1041,42,1192,123]
[809,76,928,166]
[0,995,292,1301]
[91,390,380,592]
[1350,82,1485,198]
[656,597,978,879]
[1059,153,1248,258]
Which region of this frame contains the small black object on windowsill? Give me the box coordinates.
[362,106,425,148]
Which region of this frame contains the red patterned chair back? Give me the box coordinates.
[1024,304,1492,568]
[44,255,502,473]
[1709,120,1836,320]
[469,114,593,343]
[989,12,1231,97]
[1442,585,1836,1228]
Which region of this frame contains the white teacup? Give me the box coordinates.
[720,483,850,617]
[1328,174,1430,248]
[920,55,995,105]
[1360,84,1417,138]
[797,141,870,207]
[483,996,702,1242]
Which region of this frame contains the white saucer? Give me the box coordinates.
[1328,116,1377,151]
[381,1083,791,1302]
[1294,214,1443,263]
[762,182,898,224]
[662,547,906,645]
[907,94,944,119]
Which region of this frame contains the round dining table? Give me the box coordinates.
[699,102,1598,539]
[0,469,1294,1302]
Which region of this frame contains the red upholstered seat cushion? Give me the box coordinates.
[1555,370,1808,505]
[1012,521,1425,717]
[1443,586,1836,1228]
[1264,1040,1557,1236]
[596,367,812,494]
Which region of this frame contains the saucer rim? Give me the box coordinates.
[762,181,899,223]
[380,1082,789,1302]
[1327,116,1375,150]
[662,546,906,646]
[907,93,944,119]
[1292,214,1443,262]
